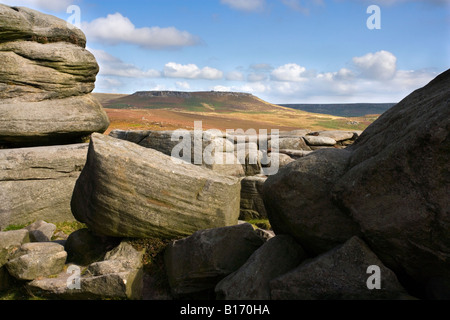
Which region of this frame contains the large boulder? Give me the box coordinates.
[263,69,450,298]
[215,235,306,300]
[332,69,450,291]
[0,143,88,229]
[263,148,361,255]
[71,133,242,239]
[0,4,109,147]
[164,223,265,299]
[270,237,410,300]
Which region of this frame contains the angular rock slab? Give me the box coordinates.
[6,242,67,281]
[164,223,265,299]
[0,143,88,229]
[270,237,410,300]
[215,235,306,300]
[71,133,242,238]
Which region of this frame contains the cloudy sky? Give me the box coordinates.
[3,0,449,103]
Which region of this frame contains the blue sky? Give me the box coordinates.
[3,0,449,103]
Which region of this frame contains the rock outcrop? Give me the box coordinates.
[0,4,109,147]
[270,237,410,300]
[264,69,450,297]
[0,143,88,229]
[71,133,242,239]
[164,223,265,299]
[215,235,306,300]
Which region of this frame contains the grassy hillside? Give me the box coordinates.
[92,91,380,134]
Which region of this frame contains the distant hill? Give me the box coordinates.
[93,91,292,113]
[279,103,396,117]
[93,91,381,133]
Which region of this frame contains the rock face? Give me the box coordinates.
[0,143,88,229]
[164,223,265,299]
[264,69,450,296]
[71,133,242,239]
[215,235,306,300]
[0,4,109,147]
[263,148,361,255]
[239,176,268,220]
[270,237,410,300]
[332,69,450,289]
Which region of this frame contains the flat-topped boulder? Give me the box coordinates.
[71,134,242,239]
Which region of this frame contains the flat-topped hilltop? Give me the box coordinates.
[93,90,287,113]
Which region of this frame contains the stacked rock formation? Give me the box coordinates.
[0,4,109,228]
[0,4,109,147]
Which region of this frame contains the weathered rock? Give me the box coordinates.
[71,133,241,238]
[28,241,145,300]
[0,5,109,147]
[0,41,98,100]
[240,176,267,220]
[203,152,246,177]
[332,69,450,291]
[0,229,30,266]
[270,137,311,151]
[263,148,361,255]
[0,95,109,147]
[25,220,56,242]
[265,152,295,168]
[270,237,410,300]
[6,242,67,281]
[0,143,88,229]
[0,5,86,47]
[316,131,356,142]
[255,228,275,241]
[303,135,337,146]
[65,228,121,266]
[164,223,265,299]
[278,149,313,159]
[215,235,306,300]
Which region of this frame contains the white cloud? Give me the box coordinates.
[0,0,75,12]
[226,71,245,81]
[281,0,310,14]
[248,73,268,82]
[352,50,398,80]
[89,48,161,78]
[164,62,223,80]
[81,13,200,49]
[212,85,232,92]
[220,0,266,12]
[176,81,191,90]
[271,63,307,82]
